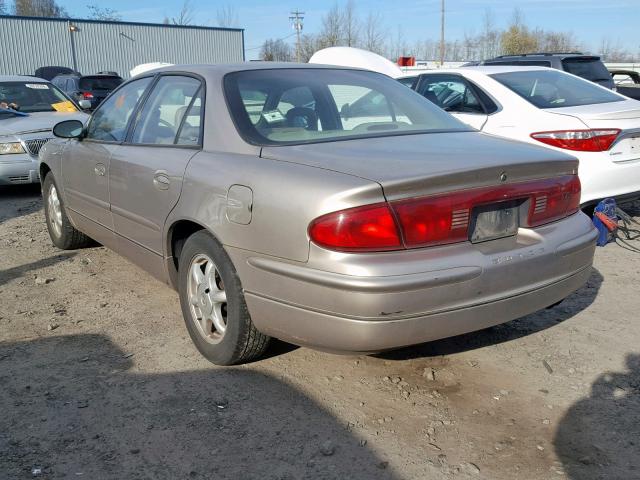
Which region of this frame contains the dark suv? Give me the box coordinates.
[481,53,614,89]
[51,73,123,110]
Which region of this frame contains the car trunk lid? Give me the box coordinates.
[261,131,578,201]
[547,100,640,162]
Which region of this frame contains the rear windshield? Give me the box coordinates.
[490,70,623,109]
[0,81,75,113]
[79,76,123,91]
[562,58,611,82]
[224,69,469,146]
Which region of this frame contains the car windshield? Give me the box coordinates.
[490,70,623,109]
[0,81,75,113]
[224,68,470,146]
[562,58,611,82]
[79,76,123,91]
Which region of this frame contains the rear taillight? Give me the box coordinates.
[531,129,620,152]
[308,175,581,252]
[308,203,402,252]
[82,92,94,99]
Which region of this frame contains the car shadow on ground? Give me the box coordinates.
[554,353,640,479]
[0,253,76,288]
[0,184,42,225]
[376,268,604,361]
[0,334,404,480]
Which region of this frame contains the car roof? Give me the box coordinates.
[414,65,553,76]
[150,62,366,77]
[488,53,593,60]
[0,75,49,82]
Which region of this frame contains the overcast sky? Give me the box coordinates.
[58,0,640,59]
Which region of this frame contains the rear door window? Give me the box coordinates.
[491,69,623,109]
[562,58,611,82]
[417,74,486,114]
[130,75,202,145]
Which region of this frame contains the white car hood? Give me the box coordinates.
[0,111,87,138]
[309,47,403,79]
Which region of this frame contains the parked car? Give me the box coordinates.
[34,66,76,81]
[403,66,640,207]
[610,70,640,100]
[481,53,615,90]
[0,75,88,185]
[52,73,123,110]
[40,64,597,365]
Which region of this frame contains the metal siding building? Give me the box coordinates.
[0,15,244,78]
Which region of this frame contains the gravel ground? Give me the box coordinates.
[1,185,639,480]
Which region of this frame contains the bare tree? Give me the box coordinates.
[318,3,343,47]
[164,0,195,26]
[14,0,66,17]
[343,0,359,47]
[298,34,321,62]
[362,11,385,54]
[260,39,292,62]
[87,4,122,21]
[216,5,238,28]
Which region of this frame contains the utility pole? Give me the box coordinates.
[290,10,304,62]
[439,0,445,66]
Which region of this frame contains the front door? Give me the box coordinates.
[109,75,204,256]
[62,76,153,233]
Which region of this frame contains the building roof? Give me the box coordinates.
[0,14,243,32]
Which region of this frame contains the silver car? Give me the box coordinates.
[39,64,598,365]
[0,75,88,185]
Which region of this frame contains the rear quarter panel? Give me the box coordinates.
[166,151,385,263]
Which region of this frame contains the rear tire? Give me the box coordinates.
[178,230,270,365]
[42,174,92,250]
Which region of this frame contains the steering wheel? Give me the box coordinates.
[285,107,318,131]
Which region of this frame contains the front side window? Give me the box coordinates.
[130,76,202,145]
[0,81,74,113]
[491,69,623,109]
[86,77,152,142]
[417,75,484,114]
[224,69,468,146]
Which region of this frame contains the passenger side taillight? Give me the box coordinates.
[308,175,581,252]
[82,92,94,99]
[531,129,620,152]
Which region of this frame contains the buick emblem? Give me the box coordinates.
[499,172,507,182]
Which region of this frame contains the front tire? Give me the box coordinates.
[178,230,270,365]
[42,174,92,250]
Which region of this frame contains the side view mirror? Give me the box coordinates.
[78,99,92,110]
[53,120,85,139]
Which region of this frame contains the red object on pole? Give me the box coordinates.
[397,56,415,67]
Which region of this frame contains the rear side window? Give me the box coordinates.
[416,74,493,114]
[130,75,202,145]
[79,76,123,91]
[562,58,610,82]
[491,69,623,109]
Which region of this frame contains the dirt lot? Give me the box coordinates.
[1,185,639,480]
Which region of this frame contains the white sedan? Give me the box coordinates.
[404,66,640,206]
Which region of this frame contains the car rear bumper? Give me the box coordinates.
[578,152,640,205]
[0,155,40,185]
[229,212,598,352]
[244,263,592,352]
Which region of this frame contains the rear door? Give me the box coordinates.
[62,76,152,232]
[415,74,492,130]
[109,74,203,257]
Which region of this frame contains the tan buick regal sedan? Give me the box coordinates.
[39,63,598,365]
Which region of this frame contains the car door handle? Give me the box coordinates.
[153,172,170,191]
[94,163,106,176]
